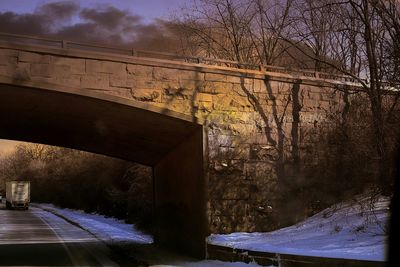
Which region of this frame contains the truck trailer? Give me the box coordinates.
[6,181,30,210]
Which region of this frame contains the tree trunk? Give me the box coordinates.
[370,98,392,195]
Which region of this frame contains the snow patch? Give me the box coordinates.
[35,203,153,244]
[35,195,389,265]
[208,195,390,262]
[34,204,264,266]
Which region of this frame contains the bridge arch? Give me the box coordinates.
[1,34,354,258]
[0,77,207,257]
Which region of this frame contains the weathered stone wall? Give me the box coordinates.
[0,46,344,233]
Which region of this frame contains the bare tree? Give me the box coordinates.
[285,0,400,194]
[174,0,399,229]
[177,0,298,171]
[176,0,256,61]
[176,0,313,227]
[250,0,294,65]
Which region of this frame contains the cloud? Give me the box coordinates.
[0,1,179,52]
[80,5,141,30]
[0,12,49,36]
[36,1,79,22]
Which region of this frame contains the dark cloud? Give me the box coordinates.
[36,1,79,22]
[0,1,180,52]
[80,5,141,30]
[0,12,49,35]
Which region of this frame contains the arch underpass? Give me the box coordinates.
[0,35,355,258]
[0,76,207,257]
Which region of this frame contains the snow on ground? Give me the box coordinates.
[35,194,389,266]
[34,203,262,267]
[208,194,390,262]
[35,203,153,244]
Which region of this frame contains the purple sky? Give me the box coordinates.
[0,0,188,22]
[0,0,190,48]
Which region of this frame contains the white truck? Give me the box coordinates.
[6,181,30,210]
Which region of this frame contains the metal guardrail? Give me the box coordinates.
[207,243,386,267]
[0,32,357,84]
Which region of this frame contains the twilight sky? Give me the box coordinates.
[0,0,188,22]
[0,0,189,155]
[0,0,190,49]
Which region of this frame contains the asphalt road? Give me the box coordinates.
[0,203,120,266]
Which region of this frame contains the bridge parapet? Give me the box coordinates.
[0,32,360,86]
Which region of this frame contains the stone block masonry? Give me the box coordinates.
[0,46,345,234]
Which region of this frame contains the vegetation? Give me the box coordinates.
[0,0,399,231]
[173,0,400,225]
[301,94,399,214]
[0,144,154,232]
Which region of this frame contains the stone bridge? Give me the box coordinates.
[0,33,356,257]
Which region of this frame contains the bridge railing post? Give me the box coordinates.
[61,40,68,49]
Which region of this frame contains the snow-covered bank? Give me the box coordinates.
[35,203,153,244]
[34,203,261,267]
[35,195,389,266]
[208,195,390,262]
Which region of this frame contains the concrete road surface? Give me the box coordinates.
[0,204,119,266]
